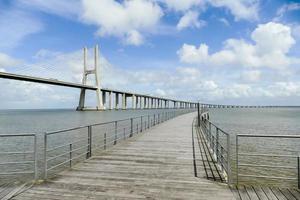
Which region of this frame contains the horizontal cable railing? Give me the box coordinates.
[44,109,194,179]
[199,119,231,184]
[0,134,37,183]
[236,134,300,188]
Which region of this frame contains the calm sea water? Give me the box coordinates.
[0,109,177,134]
[209,107,300,136]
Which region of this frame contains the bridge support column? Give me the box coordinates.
[115,93,119,109]
[136,96,139,109]
[151,98,154,109]
[108,92,112,110]
[102,92,106,109]
[132,95,136,109]
[77,45,104,111]
[122,93,126,110]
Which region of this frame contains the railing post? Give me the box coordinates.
[216,128,219,162]
[87,126,92,158]
[209,122,212,147]
[130,118,133,137]
[221,147,224,172]
[236,136,239,186]
[104,132,106,150]
[154,114,156,126]
[227,134,231,185]
[148,115,150,129]
[44,133,47,180]
[197,103,200,127]
[141,116,143,132]
[34,134,38,180]
[298,155,300,189]
[114,121,117,145]
[69,143,72,168]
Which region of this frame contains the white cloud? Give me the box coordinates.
[209,0,259,21]
[269,82,300,97]
[219,18,230,26]
[0,52,21,69]
[81,0,163,46]
[252,22,295,54]
[177,11,206,30]
[177,43,209,64]
[162,0,259,21]
[162,0,203,11]
[16,0,81,18]
[276,2,300,20]
[292,24,300,40]
[0,10,43,49]
[241,70,261,82]
[124,30,144,46]
[178,22,298,69]
[154,88,167,96]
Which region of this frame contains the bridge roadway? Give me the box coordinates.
[12,112,234,200]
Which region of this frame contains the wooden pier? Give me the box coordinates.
[11,112,235,200]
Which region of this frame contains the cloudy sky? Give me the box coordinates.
[0,0,300,109]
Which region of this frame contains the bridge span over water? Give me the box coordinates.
[0,45,283,111]
[0,45,199,111]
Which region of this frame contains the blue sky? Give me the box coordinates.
[0,0,300,108]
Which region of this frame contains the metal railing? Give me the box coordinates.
[198,119,231,184]
[236,134,300,188]
[0,134,37,182]
[44,109,194,179]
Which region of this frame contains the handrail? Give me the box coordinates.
[44,109,195,179]
[45,111,182,135]
[236,134,300,188]
[0,133,38,181]
[196,116,231,184]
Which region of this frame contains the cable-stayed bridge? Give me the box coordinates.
[0,45,198,110]
[0,45,281,110]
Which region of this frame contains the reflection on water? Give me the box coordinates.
[209,107,300,188]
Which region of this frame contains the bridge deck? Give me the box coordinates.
[12,112,234,200]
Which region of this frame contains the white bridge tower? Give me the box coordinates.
[77,45,104,110]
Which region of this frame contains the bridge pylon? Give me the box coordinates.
[77,45,104,111]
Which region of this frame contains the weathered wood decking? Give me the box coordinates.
[0,182,27,200]
[11,112,235,199]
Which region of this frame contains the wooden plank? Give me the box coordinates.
[237,186,251,200]
[2,183,28,200]
[260,187,278,200]
[230,186,242,200]
[0,182,15,199]
[270,187,288,200]
[288,189,300,200]
[245,186,260,200]
[279,188,297,200]
[250,187,268,200]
